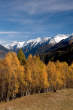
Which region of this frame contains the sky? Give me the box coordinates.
[0,0,73,41]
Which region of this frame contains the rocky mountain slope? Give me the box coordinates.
[39,35,73,64]
[1,34,68,57]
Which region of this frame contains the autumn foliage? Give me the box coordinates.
[0,50,73,101]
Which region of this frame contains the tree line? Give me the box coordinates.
[0,49,73,101]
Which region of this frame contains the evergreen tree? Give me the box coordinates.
[17,49,26,65]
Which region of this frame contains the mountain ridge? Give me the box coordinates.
[39,35,73,64]
[0,34,68,49]
[0,34,72,59]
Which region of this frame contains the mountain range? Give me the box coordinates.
[0,34,73,64]
[0,34,69,56]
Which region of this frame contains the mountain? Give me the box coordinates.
[0,45,9,58]
[0,34,72,61]
[1,34,68,57]
[36,34,69,54]
[39,35,73,64]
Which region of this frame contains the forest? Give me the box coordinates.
[0,49,73,102]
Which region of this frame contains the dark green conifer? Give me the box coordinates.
[17,49,26,65]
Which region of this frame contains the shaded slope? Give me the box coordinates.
[39,35,73,64]
[0,45,9,58]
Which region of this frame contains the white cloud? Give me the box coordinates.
[1,0,73,26]
[0,31,30,35]
[13,0,73,15]
[1,0,73,16]
[0,31,20,34]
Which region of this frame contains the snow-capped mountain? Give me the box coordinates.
[4,37,50,50]
[49,34,69,44]
[0,34,70,57]
[39,34,73,64]
[2,34,68,50]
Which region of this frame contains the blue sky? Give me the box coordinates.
[0,0,73,41]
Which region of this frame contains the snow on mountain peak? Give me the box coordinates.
[54,34,69,43]
[6,41,25,49]
[26,37,41,44]
[0,34,71,50]
[49,34,69,44]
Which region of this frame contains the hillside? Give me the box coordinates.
[39,35,73,64]
[0,89,73,110]
[0,45,9,58]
